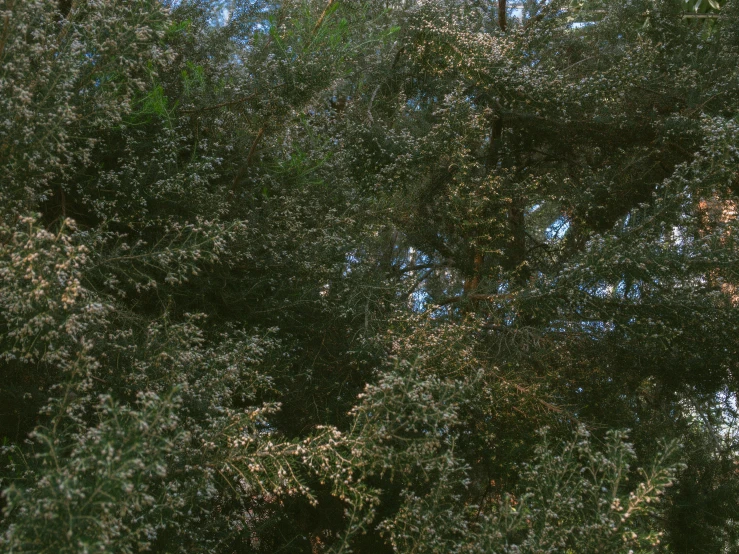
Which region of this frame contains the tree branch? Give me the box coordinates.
[438,293,514,306]
[180,94,256,114]
[313,0,336,36]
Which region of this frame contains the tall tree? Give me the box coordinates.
[1,0,737,552]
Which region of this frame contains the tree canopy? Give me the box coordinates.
[1,0,738,552]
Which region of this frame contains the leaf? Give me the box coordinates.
[707,0,720,9]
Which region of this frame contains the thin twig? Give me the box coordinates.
[0,1,14,61]
[366,85,380,124]
[245,125,266,166]
[402,269,433,300]
[231,125,266,195]
[396,262,448,273]
[313,0,336,36]
[438,293,515,306]
[180,94,256,114]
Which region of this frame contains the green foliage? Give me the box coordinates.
[4,389,183,554]
[488,429,683,553]
[1,0,738,552]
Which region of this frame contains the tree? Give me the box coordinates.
[1,0,737,552]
